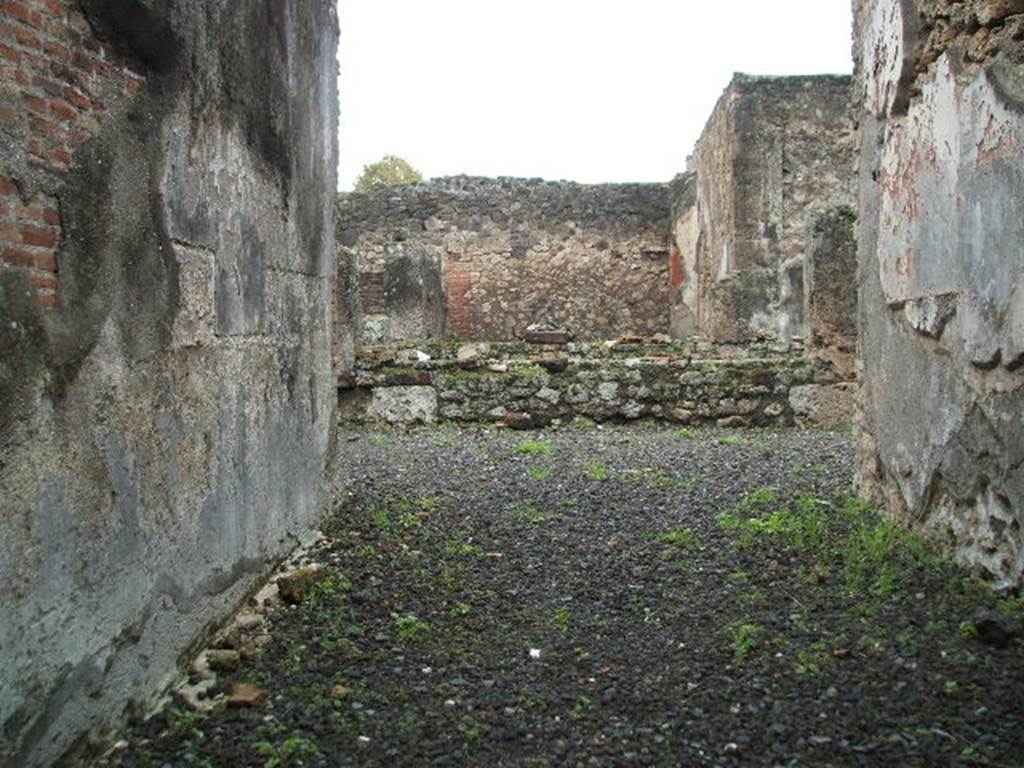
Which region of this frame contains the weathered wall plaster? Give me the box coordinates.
[0,2,339,765]
[337,177,672,344]
[673,74,858,362]
[854,0,1024,588]
[669,173,699,339]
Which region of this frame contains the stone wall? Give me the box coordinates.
[672,75,858,363]
[0,2,339,765]
[853,0,1024,588]
[339,339,853,429]
[337,176,672,343]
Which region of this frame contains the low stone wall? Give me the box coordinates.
[339,339,854,429]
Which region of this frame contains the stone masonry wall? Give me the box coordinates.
[339,339,853,430]
[854,0,1024,587]
[0,2,339,765]
[337,177,672,343]
[673,75,858,359]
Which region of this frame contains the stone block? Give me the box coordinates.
[525,330,572,344]
[976,0,1024,25]
[367,386,438,424]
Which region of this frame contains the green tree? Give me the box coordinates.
[353,155,423,192]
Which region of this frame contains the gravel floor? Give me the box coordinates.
[101,424,1024,768]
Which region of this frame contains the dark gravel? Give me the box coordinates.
[100,424,1024,768]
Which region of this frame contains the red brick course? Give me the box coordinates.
[0,0,146,307]
[444,262,475,340]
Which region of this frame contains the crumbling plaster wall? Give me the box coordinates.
[337,176,672,343]
[0,2,339,766]
[854,0,1024,587]
[669,172,699,339]
[675,75,858,356]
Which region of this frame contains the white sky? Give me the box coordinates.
[337,1,854,190]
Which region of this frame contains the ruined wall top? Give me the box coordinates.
[675,72,857,346]
[338,176,670,243]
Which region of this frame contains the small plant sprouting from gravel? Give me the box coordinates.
[252,735,320,768]
[657,528,698,549]
[515,439,554,456]
[553,606,572,633]
[677,474,698,491]
[717,434,748,446]
[674,427,699,439]
[795,644,832,677]
[513,505,547,523]
[716,487,828,550]
[584,461,609,480]
[368,497,434,540]
[392,612,430,641]
[618,468,645,483]
[443,540,482,558]
[648,472,675,490]
[731,623,764,659]
[305,573,351,607]
[527,466,552,480]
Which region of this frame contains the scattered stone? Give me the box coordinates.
[236,613,264,632]
[205,649,241,673]
[191,653,215,682]
[717,416,747,428]
[277,567,327,605]
[504,412,536,430]
[331,685,352,699]
[395,348,431,364]
[456,343,488,367]
[225,682,267,708]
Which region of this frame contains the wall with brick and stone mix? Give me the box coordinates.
[672,74,858,364]
[0,0,145,306]
[0,2,339,765]
[853,0,1024,588]
[337,177,672,344]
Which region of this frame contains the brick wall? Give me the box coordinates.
[443,260,474,339]
[0,0,144,308]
